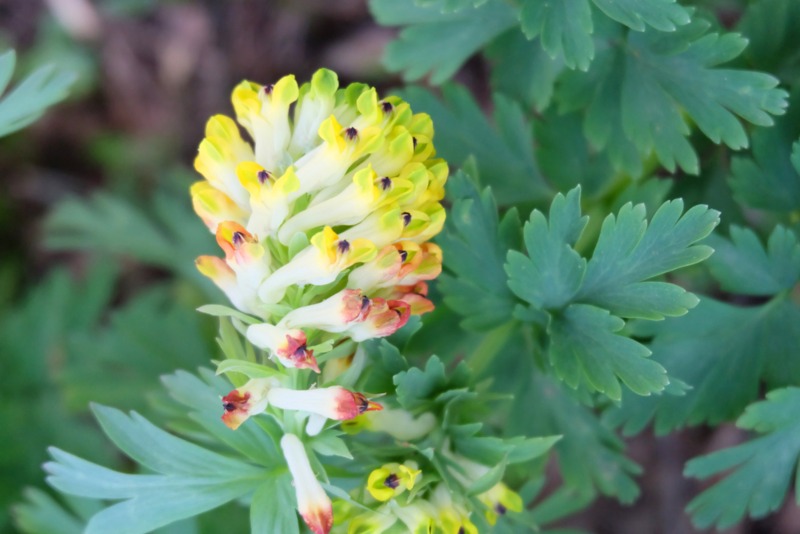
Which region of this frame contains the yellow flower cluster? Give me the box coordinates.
[192,68,446,374]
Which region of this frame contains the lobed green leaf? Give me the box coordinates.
[577,199,719,319]
[510,372,641,501]
[398,85,551,205]
[559,17,788,176]
[592,0,690,32]
[506,187,588,311]
[519,0,594,71]
[728,90,800,213]
[606,296,800,433]
[684,388,800,529]
[549,304,666,400]
[706,226,800,296]
[437,172,521,330]
[371,0,517,84]
[486,30,563,113]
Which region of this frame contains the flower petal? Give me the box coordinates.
[280,433,333,534]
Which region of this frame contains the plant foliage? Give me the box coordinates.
[7,0,800,531]
[0,49,74,137]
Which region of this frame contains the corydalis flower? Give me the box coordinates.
[281,433,333,534]
[192,69,446,367]
[366,461,421,502]
[220,378,381,430]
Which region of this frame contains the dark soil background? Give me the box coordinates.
[0,1,796,533]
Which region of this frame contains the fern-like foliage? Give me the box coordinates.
[0,50,74,137]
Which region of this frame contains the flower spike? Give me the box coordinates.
[192,71,450,534]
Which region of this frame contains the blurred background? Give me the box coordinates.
[0,1,797,533]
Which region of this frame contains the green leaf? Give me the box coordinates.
[505,192,715,399]
[0,264,121,527]
[437,172,521,330]
[533,109,616,198]
[44,190,214,285]
[12,488,84,534]
[455,432,560,466]
[413,0,488,13]
[684,388,800,529]
[196,305,260,325]
[59,288,216,410]
[605,296,800,433]
[0,49,75,137]
[506,187,588,311]
[216,359,280,380]
[592,0,690,32]
[728,90,800,212]
[510,372,641,501]
[736,0,800,83]
[576,199,719,319]
[216,318,256,367]
[530,486,595,528]
[392,353,474,415]
[309,431,353,460]
[486,29,563,113]
[44,407,266,534]
[250,475,299,534]
[559,17,788,176]
[398,85,551,205]
[90,404,255,476]
[394,356,448,410]
[371,0,517,84]
[549,304,666,400]
[706,226,800,296]
[467,457,508,495]
[519,0,594,71]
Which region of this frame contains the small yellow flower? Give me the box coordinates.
[430,485,478,534]
[479,482,524,525]
[346,507,397,534]
[367,461,422,502]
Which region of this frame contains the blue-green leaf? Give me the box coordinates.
[0,49,75,137]
[250,475,299,534]
[606,296,800,433]
[684,388,800,529]
[45,433,263,534]
[706,226,800,296]
[506,187,588,310]
[519,0,594,71]
[12,488,85,534]
[510,372,641,501]
[577,199,718,319]
[549,304,666,400]
[398,85,551,205]
[592,0,690,32]
[438,172,521,330]
[728,90,800,213]
[413,0,488,13]
[486,29,563,113]
[371,0,517,84]
[559,17,788,176]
